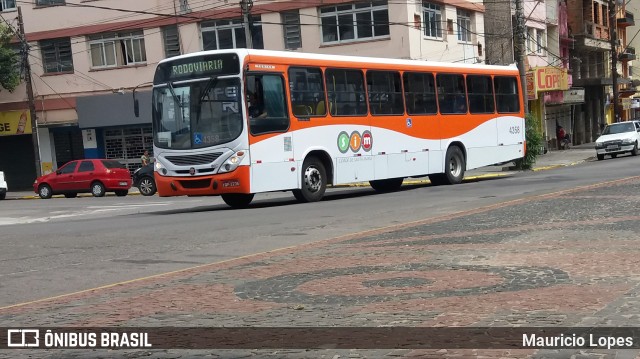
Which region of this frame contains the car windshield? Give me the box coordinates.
[101,160,126,169]
[602,123,635,135]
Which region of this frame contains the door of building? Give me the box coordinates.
[104,126,153,174]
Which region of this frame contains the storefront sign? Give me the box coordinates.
[562,88,585,104]
[0,110,31,136]
[527,67,569,98]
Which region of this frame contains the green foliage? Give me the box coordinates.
[514,113,544,170]
[0,24,21,93]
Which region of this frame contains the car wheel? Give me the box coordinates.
[0,192,5,200]
[292,156,327,203]
[91,181,106,197]
[64,193,77,198]
[115,190,128,197]
[221,193,254,208]
[632,142,638,156]
[138,177,156,196]
[369,177,404,192]
[38,184,52,199]
[597,154,605,161]
[611,154,618,159]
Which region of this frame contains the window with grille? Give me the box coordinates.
[40,38,73,73]
[88,31,146,69]
[456,9,471,43]
[423,2,442,39]
[282,11,302,50]
[320,1,389,44]
[35,0,64,6]
[1,0,16,11]
[201,17,263,50]
[162,25,181,58]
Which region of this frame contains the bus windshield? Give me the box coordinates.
[152,77,242,150]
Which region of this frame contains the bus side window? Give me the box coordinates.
[247,74,290,136]
[326,68,367,116]
[403,72,437,115]
[495,76,520,113]
[288,66,327,117]
[467,75,495,114]
[437,74,467,114]
[367,70,404,115]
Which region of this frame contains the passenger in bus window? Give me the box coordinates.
[248,91,267,119]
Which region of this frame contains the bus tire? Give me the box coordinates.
[221,193,254,208]
[443,146,465,184]
[369,177,404,192]
[293,156,326,203]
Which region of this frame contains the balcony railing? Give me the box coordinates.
[619,46,636,62]
[617,11,635,27]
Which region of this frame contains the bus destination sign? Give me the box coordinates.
[153,53,240,83]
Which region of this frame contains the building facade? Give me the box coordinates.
[0,0,485,189]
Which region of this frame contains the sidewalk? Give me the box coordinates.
[3,147,596,200]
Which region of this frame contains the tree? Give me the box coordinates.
[0,24,21,93]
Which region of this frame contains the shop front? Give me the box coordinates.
[0,110,36,189]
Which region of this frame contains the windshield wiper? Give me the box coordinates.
[199,77,218,103]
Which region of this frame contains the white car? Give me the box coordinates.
[594,121,640,161]
[0,171,7,200]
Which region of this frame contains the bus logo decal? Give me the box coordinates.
[349,131,362,152]
[362,131,373,152]
[337,131,350,153]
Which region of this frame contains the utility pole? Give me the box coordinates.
[17,7,41,177]
[609,0,619,122]
[514,0,529,113]
[240,0,253,49]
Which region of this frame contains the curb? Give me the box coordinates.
[13,191,142,200]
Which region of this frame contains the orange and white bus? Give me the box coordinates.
[144,49,525,207]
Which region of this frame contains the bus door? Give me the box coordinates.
[246,71,297,193]
[494,76,525,162]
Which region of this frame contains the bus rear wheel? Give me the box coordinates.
[430,146,466,185]
[369,177,404,192]
[293,156,326,203]
[221,193,254,208]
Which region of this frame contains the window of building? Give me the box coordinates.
[325,68,367,116]
[162,25,181,58]
[201,17,263,50]
[320,1,390,44]
[1,0,16,11]
[40,37,74,73]
[78,161,95,173]
[467,75,495,114]
[535,29,545,54]
[289,67,326,117]
[282,11,302,50]
[494,76,520,113]
[423,2,442,39]
[247,74,289,136]
[437,74,467,114]
[456,9,471,43]
[367,70,404,115]
[88,31,146,69]
[35,0,64,6]
[403,72,437,115]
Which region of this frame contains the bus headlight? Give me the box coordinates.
[155,161,167,176]
[218,150,247,174]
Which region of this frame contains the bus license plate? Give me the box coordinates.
[119,181,128,186]
[222,180,240,188]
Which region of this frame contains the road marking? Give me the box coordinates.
[2,175,639,312]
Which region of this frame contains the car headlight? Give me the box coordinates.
[622,138,635,145]
[154,161,167,176]
[217,150,247,174]
[595,142,604,148]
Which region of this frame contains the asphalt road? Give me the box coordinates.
[0,154,638,309]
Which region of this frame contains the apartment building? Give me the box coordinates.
[0,0,485,189]
[626,0,639,118]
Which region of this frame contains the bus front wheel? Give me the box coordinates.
[221,193,254,208]
[293,156,327,203]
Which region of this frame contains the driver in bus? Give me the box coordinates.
[247,91,267,120]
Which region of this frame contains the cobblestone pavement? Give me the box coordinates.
[2,177,640,358]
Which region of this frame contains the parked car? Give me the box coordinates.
[132,163,156,196]
[594,121,640,161]
[0,171,7,200]
[33,159,132,199]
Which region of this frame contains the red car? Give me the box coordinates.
[33,159,132,199]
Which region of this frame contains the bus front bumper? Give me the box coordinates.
[155,166,250,197]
